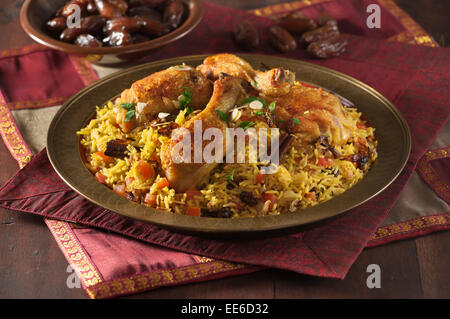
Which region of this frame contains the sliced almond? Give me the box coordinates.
[158,112,170,119]
[136,102,147,113]
[249,100,264,110]
[170,65,191,71]
[231,108,242,122]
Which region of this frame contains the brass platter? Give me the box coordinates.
[47,54,411,235]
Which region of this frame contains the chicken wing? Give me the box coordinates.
[269,84,356,145]
[197,53,295,97]
[114,65,213,132]
[161,75,245,192]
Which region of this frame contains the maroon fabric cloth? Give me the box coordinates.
[1,2,449,279]
[0,47,88,109]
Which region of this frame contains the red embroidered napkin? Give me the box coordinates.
[1,0,449,298]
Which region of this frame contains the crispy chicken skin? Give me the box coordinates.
[197,53,256,82]
[197,53,295,97]
[269,85,356,145]
[161,76,245,192]
[115,66,213,132]
[197,54,355,145]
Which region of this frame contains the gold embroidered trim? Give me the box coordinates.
[85,258,248,299]
[0,95,33,168]
[45,219,103,288]
[69,56,99,86]
[370,212,450,241]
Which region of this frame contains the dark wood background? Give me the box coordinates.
[0,0,449,299]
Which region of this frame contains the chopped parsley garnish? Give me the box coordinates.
[216,167,236,182]
[238,121,256,130]
[121,102,136,122]
[125,110,136,122]
[254,111,265,116]
[242,97,267,107]
[253,79,258,87]
[268,101,276,112]
[292,117,301,125]
[179,87,192,115]
[120,102,135,111]
[215,110,229,122]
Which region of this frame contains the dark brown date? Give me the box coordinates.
[109,0,128,14]
[94,0,124,19]
[60,0,88,17]
[60,15,106,42]
[317,11,338,27]
[128,6,163,21]
[102,30,133,46]
[281,11,307,20]
[232,21,260,51]
[104,17,145,33]
[132,33,151,43]
[300,21,339,45]
[139,17,171,37]
[306,35,348,58]
[277,17,317,35]
[268,25,297,53]
[74,33,103,47]
[128,0,168,8]
[86,0,98,14]
[45,17,67,35]
[163,0,184,30]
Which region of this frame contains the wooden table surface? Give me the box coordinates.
[0,0,449,299]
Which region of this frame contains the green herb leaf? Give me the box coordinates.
[125,110,136,122]
[254,111,265,116]
[292,117,301,125]
[238,121,256,130]
[227,168,236,182]
[120,102,135,111]
[242,97,267,107]
[253,79,258,87]
[268,101,276,112]
[184,106,192,116]
[215,110,229,122]
[179,87,192,110]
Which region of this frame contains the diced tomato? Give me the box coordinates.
[113,183,126,197]
[150,154,160,162]
[186,190,203,200]
[256,170,265,184]
[262,193,277,211]
[95,172,107,184]
[94,151,112,164]
[305,192,317,201]
[356,122,366,130]
[185,206,201,217]
[155,177,169,189]
[136,160,155,180]
[144,193,157,206]
[317,157,333,167]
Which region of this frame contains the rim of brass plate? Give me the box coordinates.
[47,54,411,236]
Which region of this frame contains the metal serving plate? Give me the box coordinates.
[47,54,411,235]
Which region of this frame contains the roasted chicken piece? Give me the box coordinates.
[197,53,295,97]
[268,84,356,145]
[114,65,213,132]
[161,76,245,192]
[198,54,355,145]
